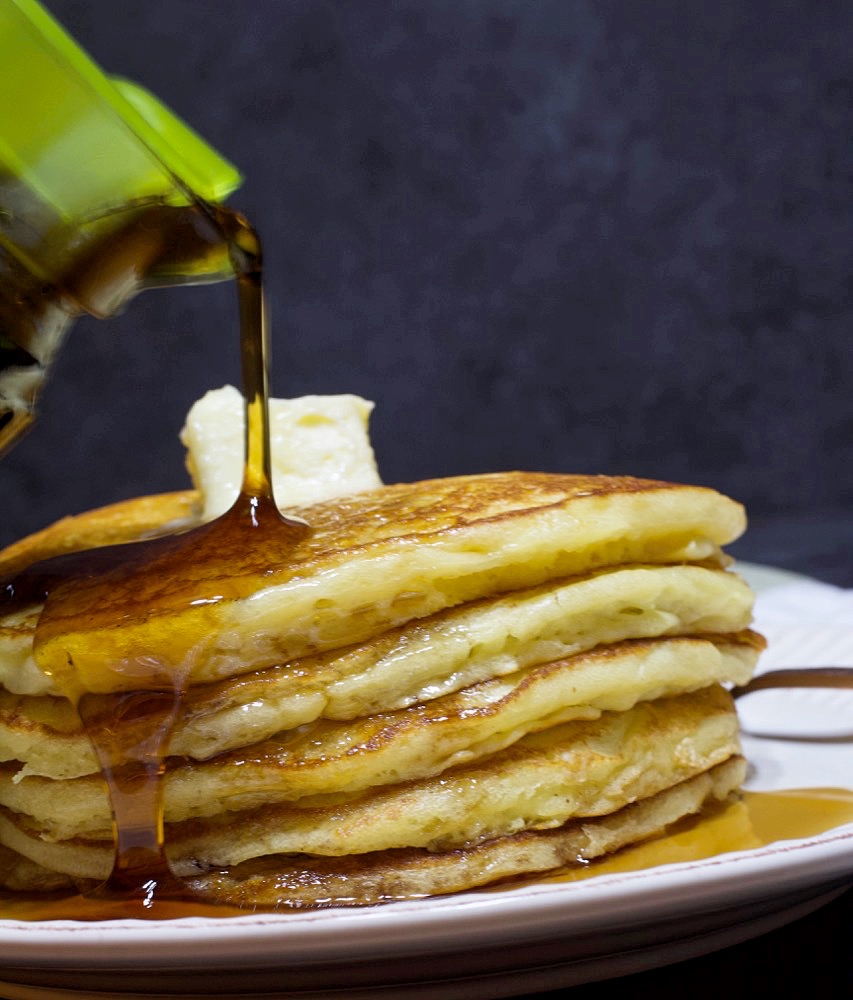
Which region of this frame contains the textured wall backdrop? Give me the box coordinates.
[2,0,852,561]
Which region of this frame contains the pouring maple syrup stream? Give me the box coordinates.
[75,206,302,914]
[1,203,309,919]
[79,206,311,914]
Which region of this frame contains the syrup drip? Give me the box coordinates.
[77,689,185,907]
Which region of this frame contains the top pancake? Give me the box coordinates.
[1,472,746,694]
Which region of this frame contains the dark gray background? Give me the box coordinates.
[2,0,852,581]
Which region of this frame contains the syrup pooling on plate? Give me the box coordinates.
[1,205,310,916]
[533,787,853,887]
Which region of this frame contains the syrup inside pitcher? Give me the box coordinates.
[0,0,242,456]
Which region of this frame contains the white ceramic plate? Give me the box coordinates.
[0,563,850,1000]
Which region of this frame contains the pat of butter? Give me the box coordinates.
[180,385,383,520]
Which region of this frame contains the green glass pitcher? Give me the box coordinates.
[0,0,242,456]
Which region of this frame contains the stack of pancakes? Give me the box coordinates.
[0,471,763,907]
